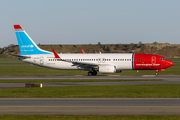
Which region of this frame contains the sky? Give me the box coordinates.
[0,0,180,48]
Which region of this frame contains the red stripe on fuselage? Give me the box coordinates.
[133,53,173,70]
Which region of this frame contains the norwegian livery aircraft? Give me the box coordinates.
[13,25,174,76]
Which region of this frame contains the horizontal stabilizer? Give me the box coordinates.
[8,53,30,58]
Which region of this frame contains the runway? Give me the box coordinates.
[0,75,180,88]
[0,98,180,115]
[0,75,180,80]
[1,80,180,88]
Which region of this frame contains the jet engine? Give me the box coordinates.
[99,65,116,73]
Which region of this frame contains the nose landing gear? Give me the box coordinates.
[155,71,159,76]
[156,69,164,75]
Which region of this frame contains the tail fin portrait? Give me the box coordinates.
[14,25,51,55]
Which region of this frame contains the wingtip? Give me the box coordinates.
[14,25,23,29]
[81,49,85,54]
[52,49,60,58]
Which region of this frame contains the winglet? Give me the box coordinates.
[52,49,60,58]
[81,49,85,54]
[14,25,23,30]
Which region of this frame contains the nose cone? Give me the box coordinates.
[167,60,174,67]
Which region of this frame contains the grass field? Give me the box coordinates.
[0,84,180,98]
[0,115,180,120]
[0,58,179,75]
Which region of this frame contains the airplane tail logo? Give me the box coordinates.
[14,25,51,55]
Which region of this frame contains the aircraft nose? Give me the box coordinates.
[167,60,174,67]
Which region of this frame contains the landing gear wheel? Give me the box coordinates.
[155,72,159,76]
[92,71,97,76]
[88,71,97,76]
[88,71,92,76]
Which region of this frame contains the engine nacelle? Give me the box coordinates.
[99,65,116,73]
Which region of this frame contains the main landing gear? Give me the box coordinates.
[88,70,97,76]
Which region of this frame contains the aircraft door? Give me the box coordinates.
[151,56,156,64]
[102,58,105,63]
[40,56,44,65]
[98,58,101,63]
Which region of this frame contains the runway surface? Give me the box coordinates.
[0,75,180,88]
[1,80,180,88]
[0,75,180,80]
[0,98,180,115]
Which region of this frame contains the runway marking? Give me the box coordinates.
[142,75,156,77]
[1,106,180,108]
[108,75,121,76]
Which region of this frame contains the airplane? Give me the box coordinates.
[13,25,174,76]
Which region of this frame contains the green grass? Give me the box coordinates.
[0,58,20,61]
[0,58,179,75]
[0,63,29,65]
[168,58,180,61]
[1,84,180,98]
[0,115,180,120]
[0,79,163,83]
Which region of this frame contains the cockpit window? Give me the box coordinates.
[160,58,167,61]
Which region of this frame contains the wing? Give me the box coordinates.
[52,49,99,69]
[70,61,98,68]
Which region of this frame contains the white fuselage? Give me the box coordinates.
[21,53,134,71]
